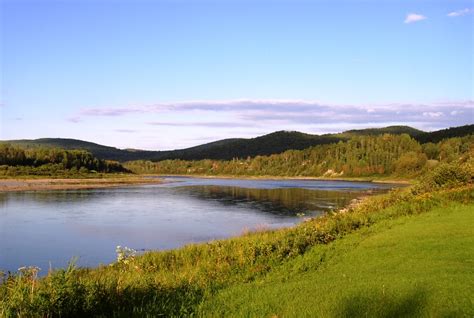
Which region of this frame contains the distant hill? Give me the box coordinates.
[413,124,474,144]
[157,131,343,161]
[338,125,424,137]
[2,138,159,162]
[2,124,473,162]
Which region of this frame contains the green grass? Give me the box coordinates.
[199,203,474,317]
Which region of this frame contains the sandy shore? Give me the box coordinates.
[0,177,162,192]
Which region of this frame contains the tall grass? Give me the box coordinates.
[0,162,472,317]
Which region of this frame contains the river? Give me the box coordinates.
[0,177,397,273]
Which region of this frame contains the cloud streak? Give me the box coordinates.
[147,121,255,128]
[69,99,474,133]
[447,8,473,17]
[404,13,427,24]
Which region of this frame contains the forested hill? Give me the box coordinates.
[337,125,424,137]
[2,124,473,162]
[414,124,474,144]
[157,131,343,161]
[1,132,341,162]
[1,138,158,162]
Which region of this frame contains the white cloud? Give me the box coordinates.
[51,98,474,149]
[422,112,443,118]
[69,99,473,131]
[404,13,427,24]
[447,8,473,17]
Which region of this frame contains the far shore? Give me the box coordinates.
[0,173,411,192]
[143,173,412,185]
[0,176,163,192]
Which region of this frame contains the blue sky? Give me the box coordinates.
[1,0,473,150]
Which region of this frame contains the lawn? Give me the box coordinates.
[199,203,474,317]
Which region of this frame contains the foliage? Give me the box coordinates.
[393,151,427,175]
[414,124,474,144]
[338,125,424,137]
[125,134,474,178]
[0,144,128,176]
[422,142,439,160]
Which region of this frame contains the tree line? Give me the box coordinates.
[124,134,474,178]
[0,144,128,176]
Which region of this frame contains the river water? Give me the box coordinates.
[0,177,396,273]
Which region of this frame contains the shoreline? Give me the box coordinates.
[0,173,410,192]
[0,176,163,192]
[143,173,412,185]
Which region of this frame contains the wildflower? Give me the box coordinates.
[116,245,137,264]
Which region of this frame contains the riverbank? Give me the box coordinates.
[200,201,474,317]
[0,176,162,192]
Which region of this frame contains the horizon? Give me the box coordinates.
[1,0,473,150]
[1,123,469,152]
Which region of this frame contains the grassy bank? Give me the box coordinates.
[0,163,472,317]
[200,202,474,317]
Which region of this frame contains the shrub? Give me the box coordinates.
[414,162,472,194]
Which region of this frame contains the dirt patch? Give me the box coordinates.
[0,177,162,192]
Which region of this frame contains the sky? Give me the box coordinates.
[1,0,473,150]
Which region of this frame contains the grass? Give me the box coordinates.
[199,203,474,317]
[0,161,472,317]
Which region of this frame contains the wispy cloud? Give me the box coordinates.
[80,108,145,116]
[77,99,329,117]
[115,129,137,133]
[148,121,256,128]
[69,99,474,133]
[404,13,427,24]
[422,112,443,118]
[447,8,473,17]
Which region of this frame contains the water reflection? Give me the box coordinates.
[175,185,361,217]
[0,178,396,273]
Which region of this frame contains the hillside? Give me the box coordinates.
[156,131,343,161]
[414,124,474,144]
[338,125,424,137]
[2,125,473,162]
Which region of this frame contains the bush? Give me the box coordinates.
[413,162,472,194]
[394,151,427,176]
